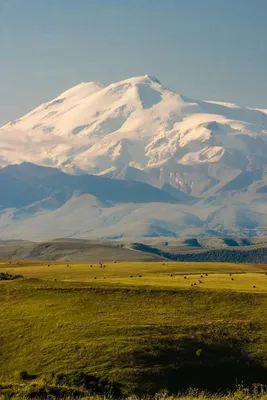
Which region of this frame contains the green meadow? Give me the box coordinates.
[1,260,267,399]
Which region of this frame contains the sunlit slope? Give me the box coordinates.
[1,75,267,198]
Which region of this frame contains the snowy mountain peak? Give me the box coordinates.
[0,76,267,197]
[111,74,162,85]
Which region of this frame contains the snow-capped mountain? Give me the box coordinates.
[1,75,267,198]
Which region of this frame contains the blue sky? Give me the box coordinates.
[0,0,266,125]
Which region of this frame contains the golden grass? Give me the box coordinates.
[1,260,267,292]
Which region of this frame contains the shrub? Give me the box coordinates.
[18,371,37,381]
[196,349,203,357]
[0,273,23,281]
[19,371,29,381]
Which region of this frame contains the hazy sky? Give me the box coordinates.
[0,0,266,125]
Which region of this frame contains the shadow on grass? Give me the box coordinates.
[0,372,123,399]
[55,372,123,397]
[123,338,267,395]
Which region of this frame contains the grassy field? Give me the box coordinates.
[2,260,267,291]
[1,260,267,399]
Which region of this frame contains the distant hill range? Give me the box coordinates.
[2,238,267,264]
[1,161,267,240]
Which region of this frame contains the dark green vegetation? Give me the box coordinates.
[0,272,23,280]
[1,259,267,399]
[132,242,267,263]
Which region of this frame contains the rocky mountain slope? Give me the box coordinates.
[1,75,267,199]
[1,76,267,240]
[0,162,266,240]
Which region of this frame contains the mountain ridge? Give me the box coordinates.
[0,162,267,241]
[0,161,185,208]
[1,75,267,199]
[1,76,267,240]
